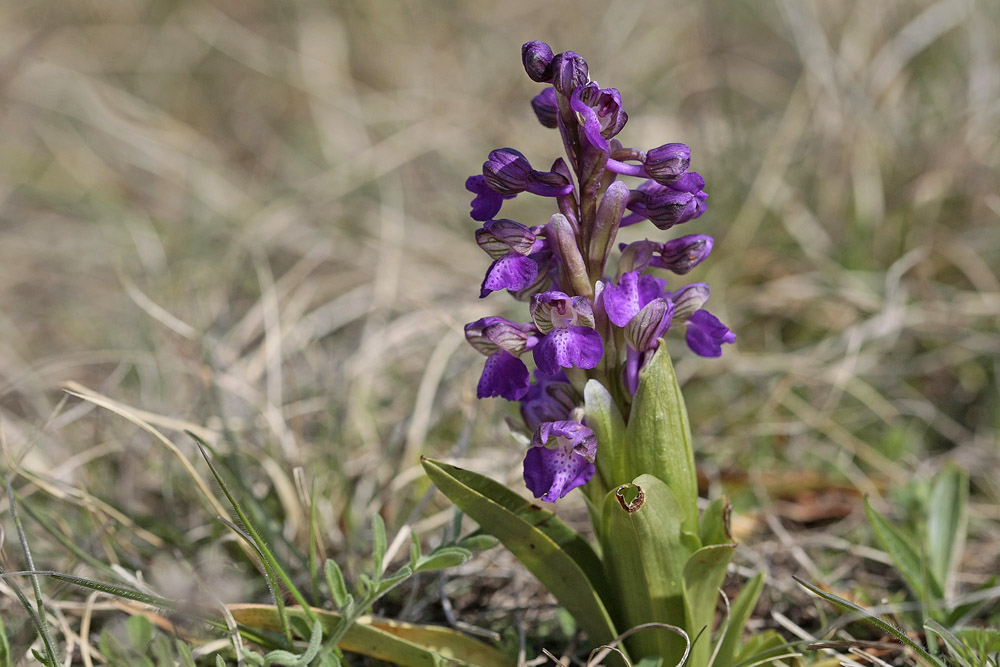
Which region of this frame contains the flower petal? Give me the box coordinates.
[466,175,506,221]
[601,271,641,327]
[480,254,539,297]
[477,350,531,400]
[532,326,604,375]
[684,309,736,358]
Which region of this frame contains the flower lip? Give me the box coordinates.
[465,175,506,222]
[523,420,597,502]
[684,309,736,357]
[477,349,531,400]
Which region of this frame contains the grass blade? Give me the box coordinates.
[795,576,944,667]
[2,475,59,666]
[191,433,317,644]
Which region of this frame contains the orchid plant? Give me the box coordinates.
[422,42,787,666]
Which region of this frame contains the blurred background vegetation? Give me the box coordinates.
[1,0,998,661]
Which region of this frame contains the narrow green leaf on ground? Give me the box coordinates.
[795,577,944,667]
[229,604,512,667]
[865,497,942,600]
[926,464,968,593]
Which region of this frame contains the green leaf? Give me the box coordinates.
[953,628,1000,660]
[409,531,423,566]
[376,566,413,594]
[924,619,972,667]
[683,544,736,667]
[584,379,628,492]
[126,615,153,654]
[865,497,943,601]
[414,547,472,572]
[421,457,619,649]
[699,497,732,547]
[795,577,945,667]
[0,613,12,667]
[623,342,699,536]
[324,559,349,609]
[372,514,387,582]
[713,573,765,667]
[228,604,513,667]
[926,464,968,594]
[456,534,500,552]
[731,631,799,667]
[603,475,689,662]
[176,639,197,667]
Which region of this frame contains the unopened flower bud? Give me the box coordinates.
[521,41,556,82]
[643,143,691,185]
[551,51,589,96]
[651,234,714,274]
[644,173,708,229]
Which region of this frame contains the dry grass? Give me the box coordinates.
[0,0,998,662]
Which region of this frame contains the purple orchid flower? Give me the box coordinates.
[483,148,575,198]
[664,283,736,357]
[519,369,578,431]
[523,420,597,502]
[476,219,544,297]
[459,41,736,502]
[465,317,538,400]
[530,291,604,375]
[570,82,628,151]
[684,310,736,358]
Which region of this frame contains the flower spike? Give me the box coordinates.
[461,41,734,502]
